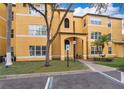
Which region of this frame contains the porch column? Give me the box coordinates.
[83,38,87,60]
[60,38,65,60]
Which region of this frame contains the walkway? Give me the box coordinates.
[79,60,123,84]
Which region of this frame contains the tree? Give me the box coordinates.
[90,3,109,14]
[92,34,110,57]
[5,3,13,67]
[28,3,73,66]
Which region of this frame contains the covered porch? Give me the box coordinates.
[60,32,88,60]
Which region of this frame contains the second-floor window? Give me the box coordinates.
[108,20,112,28]
[90,17,101,25]
[108,33,112,41]
[29,4,45,15]
[29,25,47,37]
[84,19,86,27]
[91,32,101,39]
[64,18,69,28]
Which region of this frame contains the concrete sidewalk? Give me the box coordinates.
[0,69,90,80]
[79,60,117,72]
[79,60,123,83]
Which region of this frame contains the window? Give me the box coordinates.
[11,47,14,56]
[23,4,27,7]
[122,21,124,29]
[84,19,86,27]
[29,4,45,15]
[90,17,101,25]
[12,12,14,20]
[108,20,112,28]
[91,32,101,39]
[11,29,14,38]
[91,47,102,54]
[108,33,112,41]
[29,46,46,56]
[64,18,69,28]
[29,25,47,36]
[42,46,47,56]
[108,47,112,54]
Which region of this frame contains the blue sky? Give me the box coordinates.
[61,3,124,18]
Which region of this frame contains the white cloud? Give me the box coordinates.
[73,4,124,19]
[73,7,96,16]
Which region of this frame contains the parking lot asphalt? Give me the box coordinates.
[0,76,48,89]
[53,72,124,89]
[0,71,124,89]
[104,71,121,81]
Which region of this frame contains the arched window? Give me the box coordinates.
[64,18,69,28]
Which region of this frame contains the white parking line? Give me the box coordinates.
[45,76,53,89]
[82,61,124,85]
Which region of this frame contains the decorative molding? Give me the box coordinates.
[0,16,6,21]
[89,54,116,56]
[0,36,6,39]
[16,56,46,59]
[16,35,47,38]
[88,24,107,28]
[16,13,43,17]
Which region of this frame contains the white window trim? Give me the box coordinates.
[108,47,112,54]
[108,20,112,28]
[0,16,6,21]
[29,25,47,37]
[91,32,101,40]
[28,4,45,16]
[29,46,46,57]
[16,56,46,58]
[91,46,102,55]
[16,35,47,38]
[90,17,101,25]
[0,36,6,39]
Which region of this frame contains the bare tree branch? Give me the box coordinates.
[49,4,55,31]
[28,3,46,18]
[50,3,73,43]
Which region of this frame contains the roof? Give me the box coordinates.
[59,32,87,35]
[55,9,74,12]
[74,13,122,20]
[113,41,124,44]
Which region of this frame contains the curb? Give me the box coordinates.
[0,69,91,80]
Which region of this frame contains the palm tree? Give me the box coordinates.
[92,34,110,57]
[5,3,13,67]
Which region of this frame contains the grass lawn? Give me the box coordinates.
[95,57,124,68]
[0,60,88,75]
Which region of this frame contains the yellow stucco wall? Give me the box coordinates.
[0,3,124,62]
[0,4,6,56]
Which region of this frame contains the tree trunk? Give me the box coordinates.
[44,40,50,67]
[5,3,13,67]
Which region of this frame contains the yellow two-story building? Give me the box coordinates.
[0,3,124,62]
[0,4,6,58]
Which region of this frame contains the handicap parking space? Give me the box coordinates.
[0,76,48,89]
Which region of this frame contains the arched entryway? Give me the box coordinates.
[60,34,88,60]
